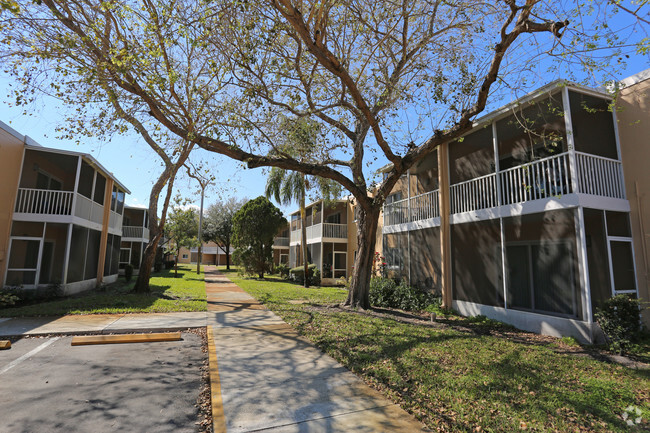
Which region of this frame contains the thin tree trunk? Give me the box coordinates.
[345,205,380,309]
[175,255,179,278]
[300,195,309,288]
[225,242,230,270]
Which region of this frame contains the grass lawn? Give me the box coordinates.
[0,265,207,316]
[228,272,650,433]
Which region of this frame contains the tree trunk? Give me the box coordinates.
[225,242,230,270]
[175,256,179,278]
[133,157,183,293]
[300,196,309,288]
[345,205,380,309]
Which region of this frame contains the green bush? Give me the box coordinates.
[276,264,290,278]
[154,259,163,273]
[124,264,134,282]
[0,287,21,308]
[164,260,176,270]
[289,264,319,285]
[595,295,643,354]
[369,277,440,312]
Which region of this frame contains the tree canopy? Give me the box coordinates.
[203,197,246,270]
[232,196,286,278]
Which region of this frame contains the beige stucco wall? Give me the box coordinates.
[0,130,24,287]
[617,76,650,324]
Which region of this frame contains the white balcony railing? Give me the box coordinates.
[323,223,347,238]
[273,236,290,247]
[109,210,123,230]
[15,188,74,215]
[290,223,348,244]
[74,194,104,224]
[383,151,626,227]
[409,189,440,222]
[383,198,409,226]
[122,226,149,239]
[575,152,625,199]
[499,152,572,206]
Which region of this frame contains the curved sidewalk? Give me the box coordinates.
[205,266,427,433]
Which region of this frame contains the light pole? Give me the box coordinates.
[186,162,212,275]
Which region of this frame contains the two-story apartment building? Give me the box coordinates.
[272,223,290,267]
[119,205,150,273]
[288,199,357,285]
[0,121,129,294]
[380,80,643,343]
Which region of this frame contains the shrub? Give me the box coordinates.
[124,264,134,282]
[154,259,163,273]
[0,287,21,308]
[369,277,440,312]
[595,295,643,354]
[164,260,176,270]
[276,264,290,278]
[289,264,319,285]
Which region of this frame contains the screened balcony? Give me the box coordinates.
[383,87,626,228]
[289,201,348,245]
[13,149,126,228]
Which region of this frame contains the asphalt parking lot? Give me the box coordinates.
[0,332,205,433]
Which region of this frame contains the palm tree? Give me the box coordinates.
[266,169,311,287]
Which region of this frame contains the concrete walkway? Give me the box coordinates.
[204,266,426,432]
[0,268,427,432]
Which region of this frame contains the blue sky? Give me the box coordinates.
[0,7,648,218]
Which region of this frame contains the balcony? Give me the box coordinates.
[14,188,124,231]
[273,236,290,248]
[122,225,150,240]
[290,223,348,244]
[383,151,625,228]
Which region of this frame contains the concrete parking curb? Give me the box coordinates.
[71,332,182,346]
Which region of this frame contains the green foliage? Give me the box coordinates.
[595,295,643,354]
[0,287,20,307]
[124,264,134,282]
[369,277,439,312]
[164,195,199,270]
[275,264,290,278]
[203,197,246,268]
[289,264,320,285]
[232,196,286,278]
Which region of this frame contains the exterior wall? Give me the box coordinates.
[0,127,24,287]
[178,246,191,264]
[617,74,650,325]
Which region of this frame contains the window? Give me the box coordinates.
[182,254,188,259]
[326,213,341,224]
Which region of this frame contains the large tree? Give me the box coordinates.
[232,196,286,279]
[2,0,646,308]
[203,197,246,270]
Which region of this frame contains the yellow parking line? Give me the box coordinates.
[207,326,227,433]
[71,332,181,346]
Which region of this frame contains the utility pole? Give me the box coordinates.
[185,162,213,275]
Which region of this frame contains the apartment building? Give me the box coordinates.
[0,121,129,294]
[380,79,644,343]
[272,223,290,267]
[288,199,357,285]
[178,241,229,265]
[119,205,150,273]
[616,69,650,325]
